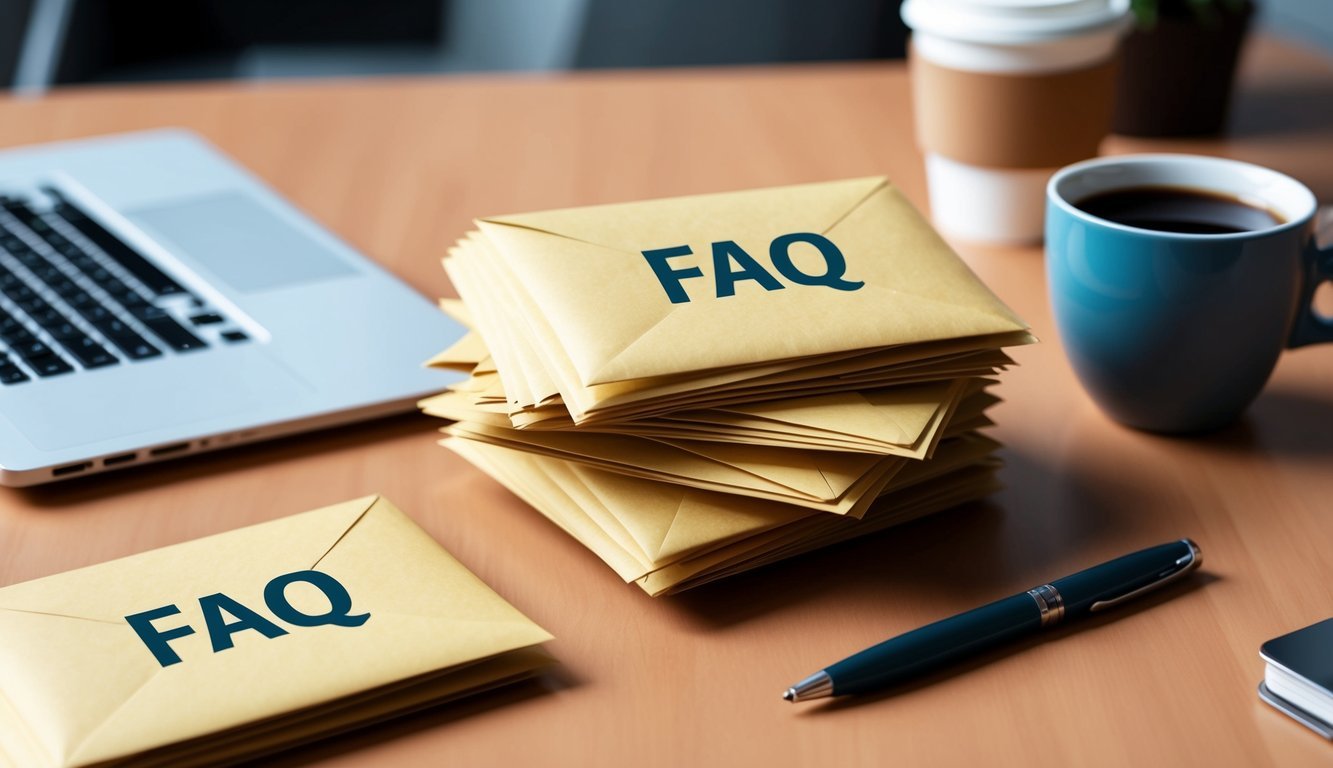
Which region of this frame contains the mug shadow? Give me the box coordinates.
[7,412,439,510]
[796,572,1218,715]
[259,667,581,767]
[1169,385,1333,458]
[663,443,1166,631]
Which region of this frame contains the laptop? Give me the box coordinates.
[0,129,464,486]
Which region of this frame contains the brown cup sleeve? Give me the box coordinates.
[911,48,1119,169]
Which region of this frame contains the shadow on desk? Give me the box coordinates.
[10,412,438,509]
[263,668,580,767]
[665,442,1164,631]
[796,571,1219,715]
[1201,385,1333,458]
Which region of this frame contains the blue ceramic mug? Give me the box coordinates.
[1046,154,1333,433]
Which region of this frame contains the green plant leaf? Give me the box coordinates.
[1131,0,1158,28]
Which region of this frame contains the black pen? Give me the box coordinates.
[783,539,1203,702]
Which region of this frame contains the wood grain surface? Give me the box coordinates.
[2,36,1332,768]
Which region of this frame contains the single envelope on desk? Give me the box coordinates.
[475,176,1028,388]
[0,495,553,768]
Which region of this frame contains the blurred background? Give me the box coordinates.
[0,0,1328,92]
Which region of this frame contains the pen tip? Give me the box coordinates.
[782,689,795,702]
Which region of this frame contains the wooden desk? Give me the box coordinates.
[2,36,1332,768]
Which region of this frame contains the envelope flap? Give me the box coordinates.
[0,496,375,624]
[827,185,1027,331]
[0,496,551,768]
[484,180,1028,386]
[569,465,685,563]
[437,297,474,328]
[702,381,954,445]
[654,489,809,563]
[0,613,156,768]
[480,177,886,254]
[451,424,823,498]
[569,465,805,564]
[425,332,488,370]
[657,438,879,499]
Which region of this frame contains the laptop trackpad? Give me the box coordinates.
[127,192,356,293]
[7,353,311,452]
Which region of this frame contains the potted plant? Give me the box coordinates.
[1112,0,1255,136]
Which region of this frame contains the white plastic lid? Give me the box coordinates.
[901,0,1131,44]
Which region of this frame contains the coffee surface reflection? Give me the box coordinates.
[1075,186,1283,235]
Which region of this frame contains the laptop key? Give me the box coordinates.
[190,312,224,326]
[0,324,33,344]
[64,291,99,310]
[221,330,249,343]
[48,201,187,297]
[129,307,207,352]
[15,296,48,317]
[28,306,63,326]
[78,305,114,324]
[10,338,54,360]
[0,311,23,336]
[58,335,118,369]
[25,354,73,377]
[119,338,161,360]
[113,289,149,308]
[47,321,82,339]
[96,322,161,360]
[1,282,35,303]
[0,361,28,384]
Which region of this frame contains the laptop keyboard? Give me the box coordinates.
[0,190,248,384]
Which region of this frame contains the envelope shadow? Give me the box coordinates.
[664,444,1159,630]
[8,413,438,509]
[258,667,581,768]
[796,572,1218,716]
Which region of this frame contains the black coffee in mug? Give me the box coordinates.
[1074,185,1284,235]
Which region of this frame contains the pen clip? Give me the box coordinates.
[1089,539,1202,613]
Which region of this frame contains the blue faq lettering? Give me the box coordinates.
[641,232,865,304]
[124,569,370,667]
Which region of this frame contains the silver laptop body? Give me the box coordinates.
[0,129,463,486]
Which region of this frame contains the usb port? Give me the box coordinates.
[102,452,137,466]
[52,462,92,477]
[149,442,190,457]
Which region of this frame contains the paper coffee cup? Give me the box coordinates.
[902,0,1131,244]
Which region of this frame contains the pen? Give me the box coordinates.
[782,539,1202,702]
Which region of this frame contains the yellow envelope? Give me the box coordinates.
[429,253,1026,424]
[424,331,489,372]
[0,496,553,768]
[446,431,1000,596]
[449,437,812,575]
[653,378,966,458]
[635,435,1003,595]
[427,375,963,457]
[444,422,900,512]
[476,177,1028,386]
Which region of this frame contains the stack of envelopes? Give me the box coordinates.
[422,177,1033,596]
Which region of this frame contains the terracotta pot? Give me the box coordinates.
[1112,1,1254,136]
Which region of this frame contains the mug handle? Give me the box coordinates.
[1288,224,1333,348]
